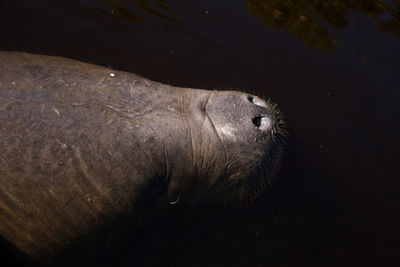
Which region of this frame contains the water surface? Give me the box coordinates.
[1,0,399,266]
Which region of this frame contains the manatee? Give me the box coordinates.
[0,51,287,263]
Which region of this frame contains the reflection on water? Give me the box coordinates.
[94,0,400,51]
[246,0,400,50]
[91,0,182,24]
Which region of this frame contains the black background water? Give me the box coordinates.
[0,0,399,266]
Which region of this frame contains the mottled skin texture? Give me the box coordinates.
[0,51,286,263]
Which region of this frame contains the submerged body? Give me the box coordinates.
[0,51,286,262]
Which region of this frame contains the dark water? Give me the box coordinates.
[1,0,399,266]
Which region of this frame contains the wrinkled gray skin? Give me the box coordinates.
[0,51,286,262]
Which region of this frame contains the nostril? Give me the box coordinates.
[248,95,268,107]
[252,116,264,127]
[252,116,272,130]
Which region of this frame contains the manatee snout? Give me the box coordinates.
[206,92,283,142]
[190,90,287,205]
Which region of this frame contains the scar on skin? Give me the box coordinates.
[52,107,60,116]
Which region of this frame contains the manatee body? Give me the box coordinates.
[0,51,286,262]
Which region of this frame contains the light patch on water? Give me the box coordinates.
[169,196,180,205]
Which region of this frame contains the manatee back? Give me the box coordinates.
[0,52,163,260]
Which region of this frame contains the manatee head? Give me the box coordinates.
[197,90,287,205]
[135,88,287,208]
